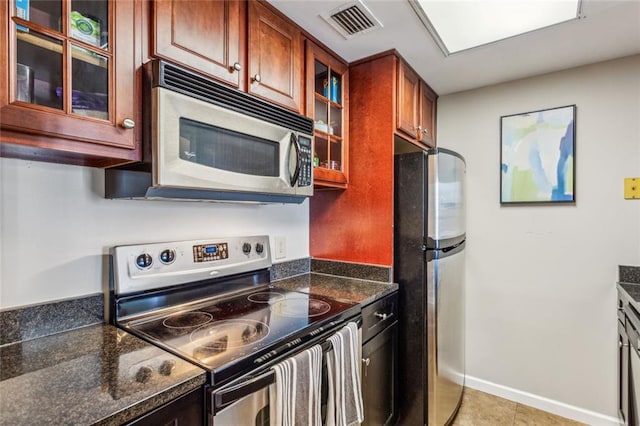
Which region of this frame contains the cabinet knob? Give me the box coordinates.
[362,357,370,367]
[416,125,423,132]
[121,118,135,129]
[252,74,261,84]
[232,62,242,72]
[422,128,429,135]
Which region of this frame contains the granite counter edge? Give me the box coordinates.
[94,374,207,426]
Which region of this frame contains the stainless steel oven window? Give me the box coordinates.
[179,118,279,177]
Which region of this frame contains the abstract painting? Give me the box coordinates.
[500,105,576,204]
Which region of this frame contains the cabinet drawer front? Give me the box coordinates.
[362,292,398,343]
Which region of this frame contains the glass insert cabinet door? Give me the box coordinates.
[13,0,110,117]
[306,40,349,188]
[2,0,137,154]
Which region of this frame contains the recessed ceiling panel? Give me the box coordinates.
[411,0,581,54]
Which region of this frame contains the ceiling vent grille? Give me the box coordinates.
[321,0,383,39]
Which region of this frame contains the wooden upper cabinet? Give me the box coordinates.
[397,62,420,140]
[1,0,140,167]
[152,0,245,89]
[248,1,302,112]
[419,81,436,147]
[396,60,437,147]
[305,40,349,188]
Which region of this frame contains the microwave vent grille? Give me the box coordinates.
[158,62,313,135]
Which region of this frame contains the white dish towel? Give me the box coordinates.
[326,321,364,426]
[270,344,323,426]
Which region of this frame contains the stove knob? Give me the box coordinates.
[135,365,153,383]
[135,253,153,269]
[159,360,176,376]
[242,243,252,254]
[255,243,264,254]
[159,249,176,264]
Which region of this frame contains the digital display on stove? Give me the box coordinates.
[193,243,228,263]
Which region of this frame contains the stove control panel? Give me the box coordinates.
[111,235,272,295]
[193,242,229,263]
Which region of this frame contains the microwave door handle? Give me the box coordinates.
[214,369,275,413]
[289,133,301,187]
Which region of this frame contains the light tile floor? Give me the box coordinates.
[450,388,585,426]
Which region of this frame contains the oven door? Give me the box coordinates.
[208,322,363,426]
[153,87,312,197]
[208,370,274,426]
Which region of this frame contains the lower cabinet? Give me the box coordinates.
[126,387,203,426]
[361,292,398,426]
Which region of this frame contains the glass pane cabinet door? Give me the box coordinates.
[307,41,348,188]
[12,0,111,119]
[3,0,138,164]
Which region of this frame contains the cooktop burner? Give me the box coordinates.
[272,298,331,317]
[247,291,285,303]
[163,312,213,329]
[190,319,270,360]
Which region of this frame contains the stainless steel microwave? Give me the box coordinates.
[105,60,314,203]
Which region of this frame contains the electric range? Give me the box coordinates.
[107,235,361,423]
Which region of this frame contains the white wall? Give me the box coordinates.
[438,55,640,424]
[0,158,309,309]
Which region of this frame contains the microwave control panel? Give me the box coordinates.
[298,135,312,187]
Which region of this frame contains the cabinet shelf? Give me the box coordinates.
[314,130,342,142]
[17,31,108,68]
[314,92,343,108]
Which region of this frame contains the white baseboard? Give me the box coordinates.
[464,375,622,426]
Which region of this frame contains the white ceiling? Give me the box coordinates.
[268,0,640,95]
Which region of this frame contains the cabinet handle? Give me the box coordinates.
[374,312,388,321]
[121,118,135,129]
[232,62,242,72]
[362,358,370,367]
[252,74,261,84]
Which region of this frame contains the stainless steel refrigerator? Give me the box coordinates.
[394,148,466,426]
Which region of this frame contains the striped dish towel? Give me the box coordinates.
[326,322,364,426]
[270,344,323,426]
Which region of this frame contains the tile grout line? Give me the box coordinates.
[511,403,519,425]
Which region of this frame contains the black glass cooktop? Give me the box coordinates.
[122,286,359,384]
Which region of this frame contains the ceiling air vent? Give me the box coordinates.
[321,0,383,39]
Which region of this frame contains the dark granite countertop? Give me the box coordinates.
[617,265,640,313]
[273,272,398,306]
[0,324,206,426]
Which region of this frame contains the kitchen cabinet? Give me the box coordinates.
[150,0,302,112]
[125,387,203,425]
[397,60,437,147]
[152,0,245,90]
[361,292,398,426]
[247,1,302,112]
[1,0,141,167]
[310,51,437,265]
[305,40,349,188]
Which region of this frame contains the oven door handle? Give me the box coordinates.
[214,370,275,412]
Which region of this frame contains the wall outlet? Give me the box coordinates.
[274,236,286,259]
